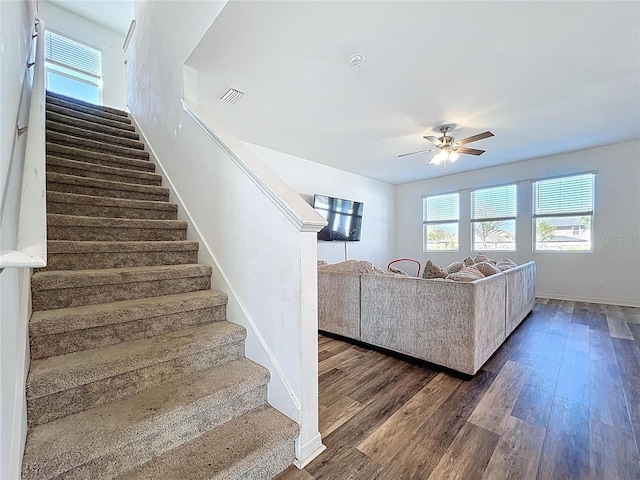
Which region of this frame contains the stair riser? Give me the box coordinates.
[43,249,196,270]
[241,442,297,480]
[47,121,144,150]
[46,144,154,172]
[32,274,209,310]
[46,103,135,130]
[47,111,139,139]
[30,305,225,360]
[47,201,177,221]
[27,339,245,426]
[46,163,161,186]
[47,182,169,202]
[48,224,187,242]
[47,97,131,124]
[27,386,267,480]
[47,133,149,160]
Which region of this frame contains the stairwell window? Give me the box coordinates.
[423,192,459,251]
[471,184,517,251]
[533,173,595,252]
[44,30,102,104]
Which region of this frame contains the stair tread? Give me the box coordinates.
[47,239,198,253]
[30,290,226,337]
[47,119,145,150]
[46,103,136,131]
[47,110,139,139]
[22,358,268,478]
[118,405,298,480]
[47,172,167,195]
[47,156,161,183]
[47,192,175,210]
[46,143,153,171]
[27,321,246,399]
[46,91,128,117]
[46,96,131,123]
[47,213,185,229]
[47,131,149,159]
[32,263,210,291]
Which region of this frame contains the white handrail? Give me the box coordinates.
[0,18,47,269]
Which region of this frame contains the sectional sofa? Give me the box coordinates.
[318,261,536,375]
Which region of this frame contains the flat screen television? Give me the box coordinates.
[313,194,363,241]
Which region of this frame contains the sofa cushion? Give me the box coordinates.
[496,257,518,271]
[474,261,501,277]
[446,266,485,282]
[322,259,375,274]
[463,256,475,266]
[422,260,448,279]
[446,261,464,274]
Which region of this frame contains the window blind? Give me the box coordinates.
[45,31,102,78]
[534,173,594,217]
[472,184,517,221]
[424,193,459,223]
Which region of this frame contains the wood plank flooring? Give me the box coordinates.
[276,299,640,480]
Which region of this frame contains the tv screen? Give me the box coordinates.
[313,194,363,241]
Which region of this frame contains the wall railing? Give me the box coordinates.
[0,18,47,270]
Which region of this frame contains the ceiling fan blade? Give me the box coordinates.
[398,148,436,158]
[455,147,485,156]
[454,131,494,146]
[423,135,444,147]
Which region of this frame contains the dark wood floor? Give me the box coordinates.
[276,298,640,480]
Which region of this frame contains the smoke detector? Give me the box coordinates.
[349,54,366,68]
[220,88,244,105]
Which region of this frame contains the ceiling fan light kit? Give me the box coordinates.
[400,124,494,172]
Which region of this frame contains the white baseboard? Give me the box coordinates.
[294,432,326,469]
[536,292,639,308]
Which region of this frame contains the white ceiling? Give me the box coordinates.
[46,0,133,34]
[187,1,640,185]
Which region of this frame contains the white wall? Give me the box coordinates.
[37,1,127,109]
[127,0,325,466]
[245,143,396,268]
[0,1,36,477]
[396,141,640,306]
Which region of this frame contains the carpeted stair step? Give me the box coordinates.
[47,143,154,173]
[31,263,211,310]
[47,91,129,117]
[43,240,196,270]
[46,110,140,140]
[117,405,298,480]
[26,321,246,426]
[29,290,227,360]
[46,103,136,132]
[47,192,177,221]
[47,214,187,242]
[47,156,161,186]
[47,131,149,159]
[47,120,145,150]
[46,94,131,124]
[22,358,269,480]
[47,172,168,202]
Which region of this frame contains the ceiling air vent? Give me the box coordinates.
[220,88,244,105]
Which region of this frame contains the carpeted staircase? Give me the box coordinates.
[21,92,298,479]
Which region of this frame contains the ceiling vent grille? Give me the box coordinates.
[220,88,244,105]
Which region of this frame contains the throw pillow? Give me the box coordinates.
[446,266,485,282]
[496,257,518,271]
[474,261,501,277]
[317,260,328,267]
[373,265,386,275]
[422,260,448,279]
[446,261,464,274]
[323,260,375,274]
[474,252,489,263]
[389,266,410,276]
[463,256,475,266]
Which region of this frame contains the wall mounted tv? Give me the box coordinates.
[313,194,364,241]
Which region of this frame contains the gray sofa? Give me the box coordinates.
[318,261,536,375]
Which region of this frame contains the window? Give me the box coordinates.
[423,193,459,251]
[471,184,517,251]
[533,173,594,252]
[45,31,102,104]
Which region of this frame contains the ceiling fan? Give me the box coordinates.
[398,125,494,168]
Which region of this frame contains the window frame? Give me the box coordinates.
[532,172,595,253]
[422,192,460,252]
[470,183,517,252]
